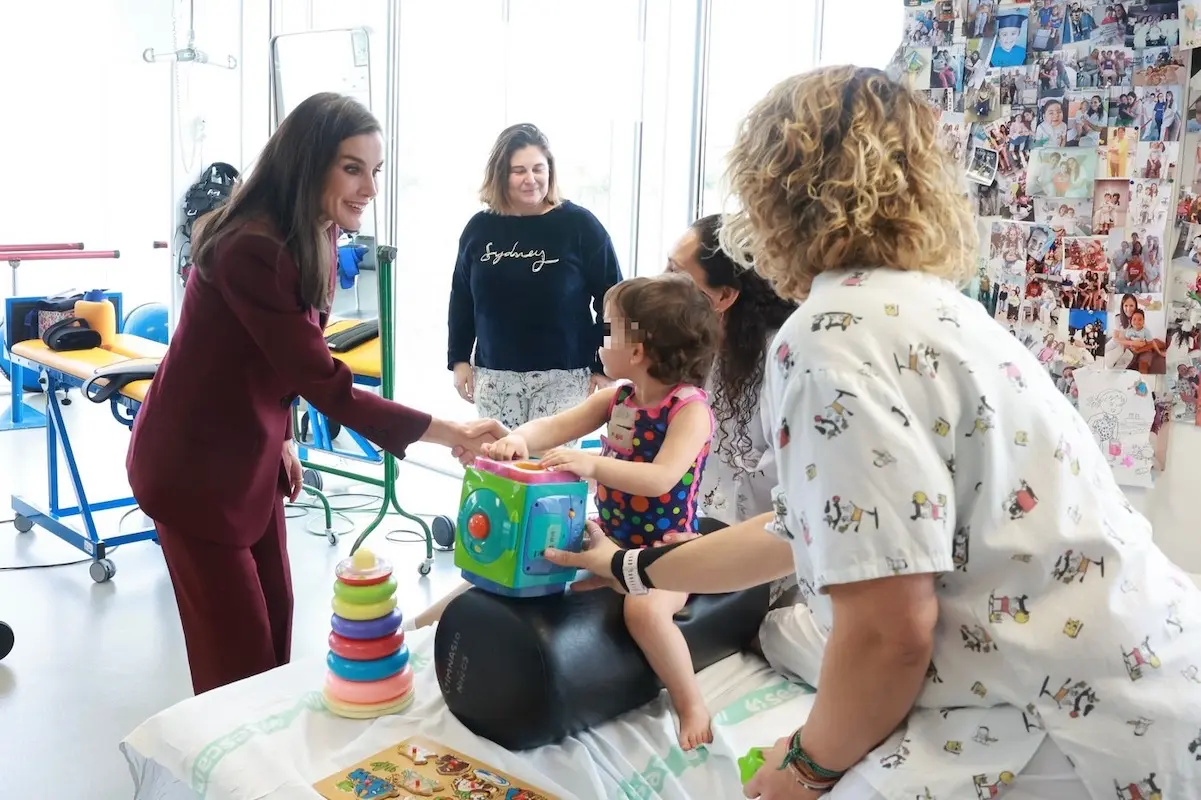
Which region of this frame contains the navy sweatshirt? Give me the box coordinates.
[447,200,623,374]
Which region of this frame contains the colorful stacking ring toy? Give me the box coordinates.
[332,575,398,604]
[322,688,414,719]
[322,547,415,719]
[325,667,414,705]
[330,609,403,639]
[331,594,397,621]
[328,630,405,661]
[327,646,410,682]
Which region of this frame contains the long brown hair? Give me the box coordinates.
[191,92,381,309]
[479,123,561,213]
[689,215,796,463]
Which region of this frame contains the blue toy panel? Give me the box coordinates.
[458,479,588,598]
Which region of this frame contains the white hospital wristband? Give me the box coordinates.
[622,549,650,595]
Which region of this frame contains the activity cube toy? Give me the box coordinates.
[455,457,589,597]
[323,548,415,719]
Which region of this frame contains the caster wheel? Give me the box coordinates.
[89,558,116,584]
[13,514,33,533]
[327,531,338,546]
[431,515,456,550]
[0,621,12,660]
[418,560,432,576]
[302,468,323,491]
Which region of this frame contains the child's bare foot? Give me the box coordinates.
[676,700,713,751]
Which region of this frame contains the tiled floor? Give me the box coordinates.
[0,388,467,798]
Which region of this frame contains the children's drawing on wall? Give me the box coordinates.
[1109,228,1166,294]
[1091,178,1130,233]
[1107,292,1169,374]
[1074,367,1159,487]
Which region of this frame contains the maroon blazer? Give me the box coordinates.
[127,224,431,545]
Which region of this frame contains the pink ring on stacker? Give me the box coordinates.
[324,665,414,705]
[322,686,415,719]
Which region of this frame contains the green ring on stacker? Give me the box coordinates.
[332,576,398,605]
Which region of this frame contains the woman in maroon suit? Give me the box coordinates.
[127,93,503,695]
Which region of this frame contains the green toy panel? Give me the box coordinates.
[454,467,527,586]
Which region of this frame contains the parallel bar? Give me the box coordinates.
[0,243,83,253]
[4,250,120,262]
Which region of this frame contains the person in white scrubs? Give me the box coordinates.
[546,65,1200,800]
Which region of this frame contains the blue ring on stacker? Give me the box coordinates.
[326,644,411,682]
[329,609,403,640]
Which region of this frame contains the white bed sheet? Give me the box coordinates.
[120,626,815,800]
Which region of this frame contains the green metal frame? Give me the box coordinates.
[295,246,434,561]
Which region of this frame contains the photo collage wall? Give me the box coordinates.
[891,0,1201,487]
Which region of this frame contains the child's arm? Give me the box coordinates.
[590,400,713,498]
[503,387,616,456]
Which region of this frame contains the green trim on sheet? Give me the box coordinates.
[185,656,810,799]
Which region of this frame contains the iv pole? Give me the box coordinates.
[142,0,238,69]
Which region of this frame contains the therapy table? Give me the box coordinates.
[3,291,407,581]
[120,625,814,800]
[6,292,164,582]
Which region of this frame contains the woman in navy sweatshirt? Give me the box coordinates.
[447,124,624,437]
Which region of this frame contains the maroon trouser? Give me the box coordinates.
[156,500,293,695]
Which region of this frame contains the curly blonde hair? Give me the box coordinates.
[718,65,978,301]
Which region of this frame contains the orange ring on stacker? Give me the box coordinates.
[328,630,405,661]
[322,686,415,719]
[324,665,414,705]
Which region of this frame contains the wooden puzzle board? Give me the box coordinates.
[312,735,561,799]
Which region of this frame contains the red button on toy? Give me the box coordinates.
[468,512,490,539]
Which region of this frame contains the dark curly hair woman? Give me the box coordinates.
[666,214,797,527]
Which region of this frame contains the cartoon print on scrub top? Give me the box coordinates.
[761,268,1201,798]
[813,389,857,438]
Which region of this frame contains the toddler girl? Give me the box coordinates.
[485,273,720,749]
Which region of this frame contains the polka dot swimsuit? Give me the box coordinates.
[595,382,713,547]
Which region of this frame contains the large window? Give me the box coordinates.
[818,0,904,70]
[696,0,821,219]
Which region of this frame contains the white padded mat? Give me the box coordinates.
[121,626,815,800]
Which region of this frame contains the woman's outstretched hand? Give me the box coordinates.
[433,418,508,466]
[743,735,826,800]
[543,520,625,592]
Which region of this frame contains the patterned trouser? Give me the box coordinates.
[473,367,592,446]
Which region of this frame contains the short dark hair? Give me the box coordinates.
[479,123,561,213]
[605,274,720,387]
[193,92,380,309]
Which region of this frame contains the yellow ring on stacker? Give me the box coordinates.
[332,576,398,605]
[322,686,415,719]
[331,594,397,621]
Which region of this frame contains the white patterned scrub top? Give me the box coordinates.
[763,267,1201,800]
